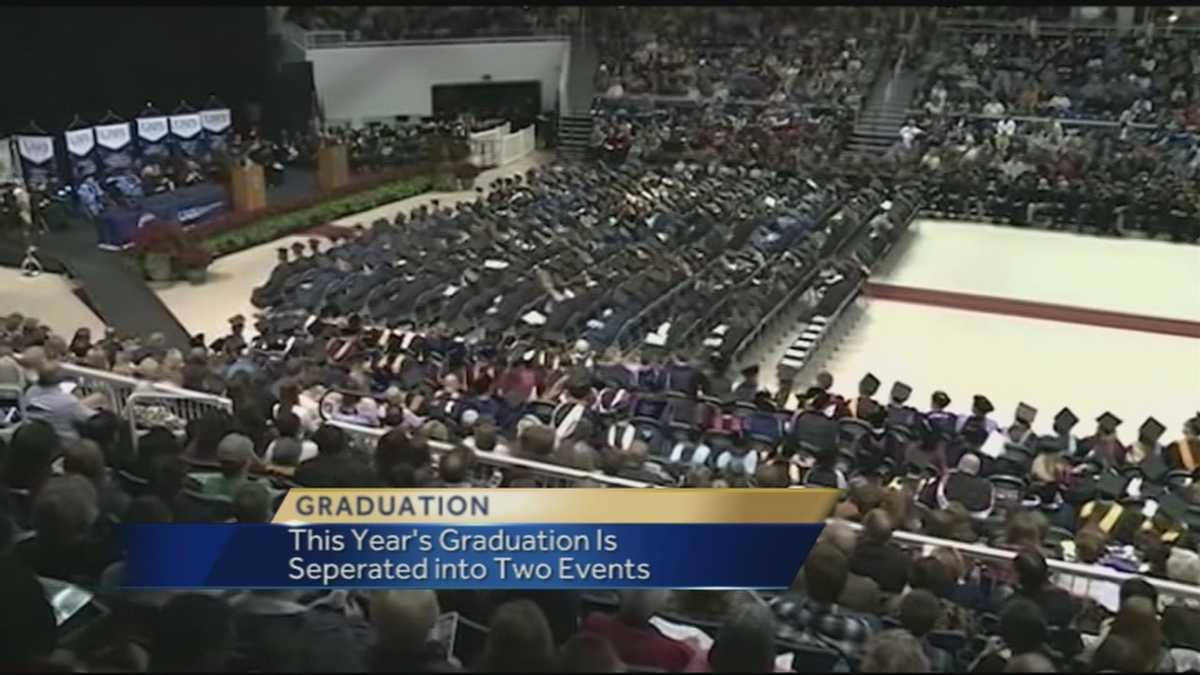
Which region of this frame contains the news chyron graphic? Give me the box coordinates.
[121,489,837,589]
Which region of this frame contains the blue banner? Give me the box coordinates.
[94,121,136,176]
[120,523,822,590]
[136,116,171,165]
[64,128,99,183]
[200,108,232,155]
[16,135,57,190]
[170,113,204,159]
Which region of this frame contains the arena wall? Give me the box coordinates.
[308,40,568,122]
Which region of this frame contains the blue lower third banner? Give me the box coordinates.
[120,523,824,590]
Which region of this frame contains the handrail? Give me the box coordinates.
[322,419,654,488]
[937,18,1200,36]
[830,518,1200,602]
[300,32,570,50]
[906,109,1186,133]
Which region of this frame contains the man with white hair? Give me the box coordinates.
[24,362,104,443]
[937,452,994,520]
[367,590,456,671]
[16,474,115,583]
[1163,548,1200,652]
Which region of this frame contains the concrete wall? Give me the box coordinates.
[307,40,568,123]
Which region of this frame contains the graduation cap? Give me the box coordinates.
[1158,491,1191,524]
[890,381,912,404]
[1097,411,1122,433]
[931,391,951,408]
[859,373,880,396]
[1053,407,1079,433]
[972,395,994,415]
[741,365,760,379]
[1097,469,1131,501]
[1035,434,1067,453]
[1015,402,1037,426]
[1138,417,1166,445]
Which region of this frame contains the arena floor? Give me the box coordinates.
[761,218,1200,435]
[0,267,106,338]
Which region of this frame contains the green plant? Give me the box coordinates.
[200,175,432,255]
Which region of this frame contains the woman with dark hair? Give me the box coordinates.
[68,328,92,359]
[4,420,59,493]
[375,428,432,485]
[233,395,271,456]
[1008,549,1078,629]
[184,409,236,463]
[477,599,556,673]
[1092,635,1147,673]
[1107,596,1174,672]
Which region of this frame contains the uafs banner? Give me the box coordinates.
[120,489,836,589]
[94,121,135,174]
[65,127,98,182]
[16,135,56,188]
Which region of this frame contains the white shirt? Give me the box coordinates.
[996,119,1017,136]
[263,438,319,465]
[1049,94,1072,111]
[899,125,924,146]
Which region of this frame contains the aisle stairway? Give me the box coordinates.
[557,115,593,162]
[558,11,599,163]
[841,67,921,160]
[38,227,191,347]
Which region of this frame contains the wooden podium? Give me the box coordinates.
[229,161,267,213]
[317,144,350,192]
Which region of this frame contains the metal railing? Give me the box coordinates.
[323,419,653,489]
[284,22,570,50]
[833,518,1200,603]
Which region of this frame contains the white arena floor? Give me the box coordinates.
[762,218,1200,436]
[0,267,106,338]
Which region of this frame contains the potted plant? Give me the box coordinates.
[454,162,482,191]
[133,219,185,282]
[176,245,213,284]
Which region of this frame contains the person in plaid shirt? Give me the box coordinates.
[769,543,877,662]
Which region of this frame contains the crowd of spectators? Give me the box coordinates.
[4,7,1200,673]
[589,102,854,171]
[285,6,571,42]
[912,30,1200,126]
[592,7,893,109]
[906,115,1200,241]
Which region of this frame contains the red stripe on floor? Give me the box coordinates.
[863,283,1200,339]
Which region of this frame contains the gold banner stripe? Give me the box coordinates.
[272,488,839,525]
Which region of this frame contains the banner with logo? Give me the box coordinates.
[65,127,99,182]
[199,108,232,154]
[16,135,56,189]
[169,112,203,158]
[137,115,171,163]
[94,121,136,175]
